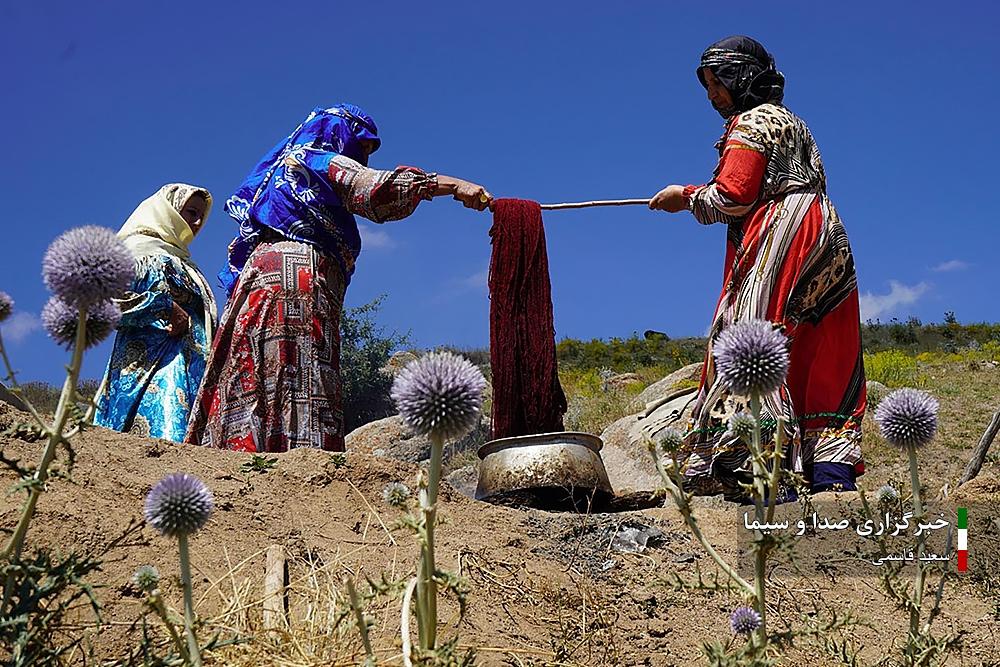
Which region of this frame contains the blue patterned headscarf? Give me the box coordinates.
[220,104,381,295]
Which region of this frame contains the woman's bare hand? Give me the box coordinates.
[436,176,493,211]
[649,185,688,213]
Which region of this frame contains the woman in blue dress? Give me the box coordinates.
[94,183,215,441]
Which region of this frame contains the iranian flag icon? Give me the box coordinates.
[957,508,968,572]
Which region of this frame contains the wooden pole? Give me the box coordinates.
[539,198,651,210]
[263,544,287,630]
[959,409,1000,487]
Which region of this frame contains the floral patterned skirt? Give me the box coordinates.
[185,240,346,452]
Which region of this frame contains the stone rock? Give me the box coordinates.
[380,351,420,378]
[600,387,699,494]
[446,464,480,499]
[345,413,491,466]
[634,363,702,408]
[345,415,430,463]
[603,372,644,392]
[866,380,889,409]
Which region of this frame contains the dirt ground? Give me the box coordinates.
[1,360,999,666]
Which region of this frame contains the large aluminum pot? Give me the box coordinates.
[475,431,613,510]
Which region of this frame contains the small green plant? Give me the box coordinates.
[870,388,959,665]
[330,452,347,469]
[648,320,868,663]
[239,454,278,474]
[390,351,485,664]
[144,473,215,666]
[1,227,134,640]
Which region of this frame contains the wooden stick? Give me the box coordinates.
[539,198,651,210]
[959,408,1000,486]
[262,544,287,630]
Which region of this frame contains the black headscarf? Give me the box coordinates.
[697,36,785,117]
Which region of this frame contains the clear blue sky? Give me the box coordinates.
[2,1,997,385]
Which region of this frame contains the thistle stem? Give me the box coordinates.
[749,392,768,641]
[177,534,203,667]
[346,576,375,661]
[148,592,188,661]
[907,445,926,640]
[1,308,87,613]
[416,432,444,650]
[649,446,755,597]
[766,417,784,524]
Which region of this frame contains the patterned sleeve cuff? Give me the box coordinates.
[367,166,436,222]
[327,156,435,223]
[682,184,700,211]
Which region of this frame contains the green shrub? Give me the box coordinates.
[556,334,703,373]
[15,379,100,414]
[864,350,926,388]
[340,296,409,434]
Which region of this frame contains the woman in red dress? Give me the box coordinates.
[649,36,866,498]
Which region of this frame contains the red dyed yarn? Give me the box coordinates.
[489,199,567,439]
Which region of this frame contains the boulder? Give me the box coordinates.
[634,363,702,408]
[345,415,430,463]
[865,380,889,410]
[380,351,419,378]
[600,387,699,494]
[602,372,644,392]
[445,464,480,499]
[345,413,491,465]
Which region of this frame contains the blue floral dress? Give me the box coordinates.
[94,254,214,441]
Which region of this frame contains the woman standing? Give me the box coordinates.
[185,104,492,453]
[649,36,866,496]
[95,184,215,441]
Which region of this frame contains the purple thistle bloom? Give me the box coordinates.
[0,291,12,323]
[144,473,214,537]
[42,226,135,307]
[729,605,762,635]
[713,320,789,395]
[41,297,121,349]
[391,351,486,441]
[874,388,939,450]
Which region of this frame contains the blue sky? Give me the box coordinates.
[1,1,997,385]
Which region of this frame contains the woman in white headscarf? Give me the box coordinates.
[94,183,216,441]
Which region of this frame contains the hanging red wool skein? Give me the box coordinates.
[488,198,567,440]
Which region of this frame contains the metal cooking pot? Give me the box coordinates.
[475,431,613,510]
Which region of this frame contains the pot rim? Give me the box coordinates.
[477,431,604,460]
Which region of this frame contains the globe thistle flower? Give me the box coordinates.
[0,291,12,323]
[876,483,900,505]
[713,319,789,395]
[42,226,135,307]
[132,564,161,593]
[382,482,412,507]
[144,473,214,538]
[726,412,757,445]
[874,388,939,450]
[391,351,486,441]
[657,428,685,453]
[40,297,121,349]
[729,605,762,635]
